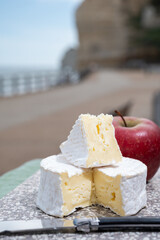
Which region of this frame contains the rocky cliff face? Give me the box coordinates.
[76,0,158,70]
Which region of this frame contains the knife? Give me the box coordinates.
[0,217,160,234]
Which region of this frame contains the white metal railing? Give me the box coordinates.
[0,70,59,97]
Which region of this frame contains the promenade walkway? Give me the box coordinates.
[0,69,160,174]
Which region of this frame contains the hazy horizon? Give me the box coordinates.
[0,0,83,69]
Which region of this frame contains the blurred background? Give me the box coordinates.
[0,0,160,175]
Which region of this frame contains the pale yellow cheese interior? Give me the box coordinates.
[60,168,125,216]
[61,170,93,216]
[81,114,122,167]
[93,169,125,216]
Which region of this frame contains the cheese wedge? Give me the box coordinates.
[37,155,147,217]
[36,154,93,217]
[94,157,147,216]
[60,114,122,168]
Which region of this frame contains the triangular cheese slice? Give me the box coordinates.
[60,113,122,168]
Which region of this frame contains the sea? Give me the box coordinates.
[0,63,159,98]
[0,66,59,97]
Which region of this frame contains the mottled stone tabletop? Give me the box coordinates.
[0,169,160,240]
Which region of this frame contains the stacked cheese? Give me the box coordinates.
[37,114,147,217]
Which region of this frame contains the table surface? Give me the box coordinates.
[0,169,160,240]
[0,159,41,199]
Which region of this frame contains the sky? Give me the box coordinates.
[0,0,83,69]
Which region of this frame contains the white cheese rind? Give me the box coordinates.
[60,116,89,168]
[121,172,147,216]
[36,168,64,217]
[40,154,84,178]
[99,157,147,177]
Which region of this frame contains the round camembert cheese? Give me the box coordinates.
[37,155,147,217]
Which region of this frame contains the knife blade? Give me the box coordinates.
[0,219,76,234]
[0,217,160,234]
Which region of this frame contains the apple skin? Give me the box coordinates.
[113,116,160,181]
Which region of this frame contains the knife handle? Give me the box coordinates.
[98,217,160,232]
[75,217,160,232]
[98,216,160,225]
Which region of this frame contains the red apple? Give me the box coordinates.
[113,116,160,181]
